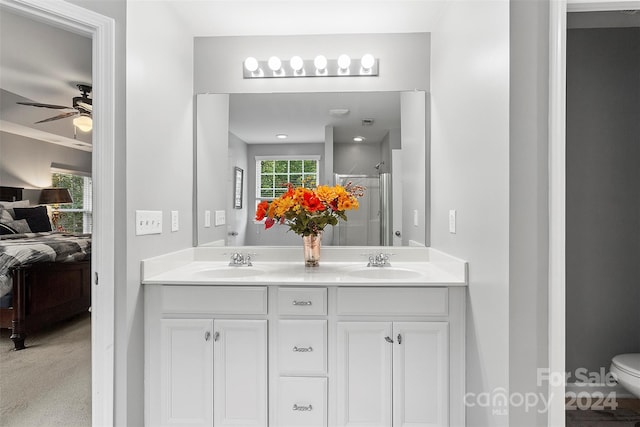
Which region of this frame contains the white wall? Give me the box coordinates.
[228,132,248,246]
[196,94,229,246]
[334,142,382,175]
[0,133,91,189]
[430,1,510,425]
[126,2,194,426]
[509,1,550,425]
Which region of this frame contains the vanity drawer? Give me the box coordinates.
[278,377,327,427]
[278,320,327,375]
[278,288,327,316]
[161,286,267,314]
[337,287,448,316]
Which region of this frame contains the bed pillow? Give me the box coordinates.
[0,200,30,210]
[0,219,31,235]
[0,208,13,222]
[12,206,52,232]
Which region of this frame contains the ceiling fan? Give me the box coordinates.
[17,84,93,132]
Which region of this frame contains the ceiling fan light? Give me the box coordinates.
[73,115,93,132]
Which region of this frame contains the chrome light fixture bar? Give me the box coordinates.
[243,54,379,79]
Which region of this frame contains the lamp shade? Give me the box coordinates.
[39,188,73,205]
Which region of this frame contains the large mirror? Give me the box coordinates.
[195,90,427,247]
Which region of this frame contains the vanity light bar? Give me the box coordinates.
[243,55,379,79]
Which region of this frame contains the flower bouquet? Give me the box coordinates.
[255,182,364,266]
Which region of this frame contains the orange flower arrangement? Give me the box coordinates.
[255,182,364,236]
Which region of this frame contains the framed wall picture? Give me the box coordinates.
[233,167,243,209]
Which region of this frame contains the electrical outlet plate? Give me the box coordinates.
[136,210,162,235]
[204,210,211,228]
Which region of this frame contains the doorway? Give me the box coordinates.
[549,1,640,426]
[0,1,116,425]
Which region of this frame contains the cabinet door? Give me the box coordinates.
[213,319,267,427]
[393,322,449,427]
[160,318,214,427]
[336,322,392,427]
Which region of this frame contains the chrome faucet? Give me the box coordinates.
[367,253,391,267]
[229,252,253,267]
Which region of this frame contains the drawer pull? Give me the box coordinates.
[293,404,313,411]
[292,346,313,353]
[292,300,312,306]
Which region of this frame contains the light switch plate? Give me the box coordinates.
[215,210,226,226]
[136,210,162,235]
[171,210,179,232]
[413,209,419,227]
[204,210,211,228]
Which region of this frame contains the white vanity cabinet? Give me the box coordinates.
[144,276,465,427]
[333,287,453,427]
[336,321,448,427]
[145,286,268,427]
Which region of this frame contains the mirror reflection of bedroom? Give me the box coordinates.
[0,9,93,426]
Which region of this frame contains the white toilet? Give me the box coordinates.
[610,353,640,398]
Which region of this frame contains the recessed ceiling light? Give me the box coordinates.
[276,134,288,139]
[329,108,350,117]
[353,136,365,142]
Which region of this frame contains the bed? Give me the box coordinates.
[0,186,91,350]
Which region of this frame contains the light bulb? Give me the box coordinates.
[361,54,375,70]
[353,136,365,143]
[73,115,92,132]
[338,54,351,70]
[314,55,327,71]
[244,56,259,72]
[290,56,304,71]
[268,56,282,71]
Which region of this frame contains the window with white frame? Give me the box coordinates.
[51,169,93,234]
[256,156,320,201]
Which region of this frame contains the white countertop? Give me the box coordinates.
[141,246,468,287]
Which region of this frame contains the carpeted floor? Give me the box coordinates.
[567,398,640,427]
[0,312,91,427]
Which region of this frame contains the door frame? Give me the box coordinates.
[0,0,116,425]
[548,1,640,425]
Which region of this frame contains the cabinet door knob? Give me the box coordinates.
[384,336,394,344]
[397,333,402,344]
[205,331,211,341]
[213,332,220,342]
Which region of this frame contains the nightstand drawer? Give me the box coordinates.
[278,320,327,375]
[278,377,327,427]
[278,288,327,316]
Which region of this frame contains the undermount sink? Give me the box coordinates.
[345,267,424,280]
[193,267,266,279]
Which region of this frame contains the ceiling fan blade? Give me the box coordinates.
[17,101,74,110]
[34,111,79,124]
[76,101,93,113]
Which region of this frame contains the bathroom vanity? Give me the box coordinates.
[142,247,467,427]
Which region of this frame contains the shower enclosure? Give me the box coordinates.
[332,173,393,246]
